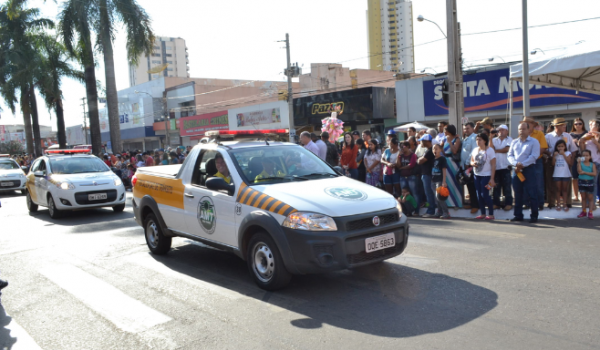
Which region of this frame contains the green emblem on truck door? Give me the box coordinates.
[197,197,216,234]
[324,187,368,201]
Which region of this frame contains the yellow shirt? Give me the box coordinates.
[254,170,286,183]
[215,171,231,184]
[531,129,548,159]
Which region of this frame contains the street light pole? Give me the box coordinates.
[81,97,88,144]
[282,34,295,142]
[445,0,464,137]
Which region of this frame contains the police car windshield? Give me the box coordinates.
[49,157,110,174]
[230,145,338,185]
[0,161,19,170]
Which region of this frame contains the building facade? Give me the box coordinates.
[128,36,190,87]
[367,0,415,74]
[395,63,600,134]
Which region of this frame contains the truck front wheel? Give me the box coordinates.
[144,212,172,255]
[247,232,292,291]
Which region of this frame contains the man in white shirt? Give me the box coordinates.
[300,131,319,156]
[492,125,513,211]
[311,133,327,161]
[435,121,448,146]
[544,117,576,208]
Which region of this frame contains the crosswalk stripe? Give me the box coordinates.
[388,253,439,267]
[40,264,171,333]
[4,318,43,350]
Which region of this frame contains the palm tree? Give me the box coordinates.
[36,34,85,149]
[59,0,102,154]
[0,0,53,156]
[60,0,154,155]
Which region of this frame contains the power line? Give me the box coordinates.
[461,16,600,36]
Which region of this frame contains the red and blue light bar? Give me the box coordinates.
[45,149,92,155]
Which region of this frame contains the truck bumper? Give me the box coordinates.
[280,210,409,275]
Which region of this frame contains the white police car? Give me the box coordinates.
[0,155,27,194]
[25,150,126,218]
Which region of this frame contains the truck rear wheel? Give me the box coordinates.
[247,232,291,291]
[144,212,171,255]
[26,191,38,212]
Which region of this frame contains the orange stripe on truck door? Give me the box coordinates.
[133,173,185,209]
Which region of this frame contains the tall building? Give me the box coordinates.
[366,0,415,73]
[128,36,190,87]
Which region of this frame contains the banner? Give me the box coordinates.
[177,111,229,137]
[236,108,280,127]
[423,68,600,116]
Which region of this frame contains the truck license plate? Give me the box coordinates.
[1,182,14,187]
[88,193,107,201]
[365,233,395,253]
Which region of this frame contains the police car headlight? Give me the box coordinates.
[58,181,75,190]
[396,201,403,218]
[282,212,337,231]
[114,177,122,186]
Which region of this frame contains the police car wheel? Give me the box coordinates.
[20,189,26,195]
[26,191,38,212]
[113,204,125,213]
[144,213,171,255]
[247,232,291,291]
[47,195,62,219]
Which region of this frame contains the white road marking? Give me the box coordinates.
[40,264,171,333]
[388,253,439,267]
[126,253,243,300]
[4,318,43,350]
[409,235,487,250]
[94,226,143,235]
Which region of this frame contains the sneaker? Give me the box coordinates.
[0,279,7,291]
[475,215,485,219]
[434,211,442,217]
[510,217,523,222]
[485,215,495,220]
[529,217,538,224]
[440,214,451,220]
[577,211,587,218]
[589,212,594,220]
[421,213,435,218]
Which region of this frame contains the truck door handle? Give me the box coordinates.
[184,193,194,198]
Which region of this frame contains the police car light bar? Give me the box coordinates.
[45,149,92,155]
[0,154,10,158]
[205,129,289,136]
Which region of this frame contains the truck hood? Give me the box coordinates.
[252,176,397,217]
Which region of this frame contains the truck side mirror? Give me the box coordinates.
[206,177,234,196]
[34,171,45,178]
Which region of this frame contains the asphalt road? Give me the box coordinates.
[0,191,599,350]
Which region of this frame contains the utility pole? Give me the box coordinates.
[521,0,530,117]
[283,34,295,142]
[446,0,465,137]
[81,97,89,144]
[163,93,170,147]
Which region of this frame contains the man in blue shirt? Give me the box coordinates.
[508,122,541,223]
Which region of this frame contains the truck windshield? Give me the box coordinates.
[229,145,338,185]
[49,157,110,174]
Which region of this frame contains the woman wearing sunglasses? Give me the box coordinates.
[570,117,587,201]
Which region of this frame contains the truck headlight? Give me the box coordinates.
[58,181,75,190]
[396,201,403,219]
[282,212,338,231]
[114,177,122,186]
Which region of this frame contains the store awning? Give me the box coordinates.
[394,121,429,133]
[510,42,600,95]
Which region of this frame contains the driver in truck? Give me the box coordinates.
[214,153,232,184]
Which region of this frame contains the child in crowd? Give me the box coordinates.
[432,144,450,219]
[399,187,417,217]
[577,150,597,219]
[552,140,573,211]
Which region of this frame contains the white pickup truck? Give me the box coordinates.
[132,141,409,290]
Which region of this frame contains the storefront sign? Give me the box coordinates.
[178,111,229,137]
[423,68,600,116]
[311,102,345,115]
[236,108,281,127]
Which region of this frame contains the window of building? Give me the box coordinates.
[153,45,160,50]
[167,60,173,64]
[167,68,173,71]
[152,60,161,64]
[152,53,160,57]
[166,47,172,50]
[166,54,172,57]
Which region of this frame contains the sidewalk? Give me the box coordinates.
[419,200,598,220]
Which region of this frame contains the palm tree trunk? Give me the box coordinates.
[82,35,102,155]
[28,84,43,157]
[55,98,67,148]
[20,85,34,155]
[100,0,121,154]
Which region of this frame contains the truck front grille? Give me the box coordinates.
[346,213,399,231]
